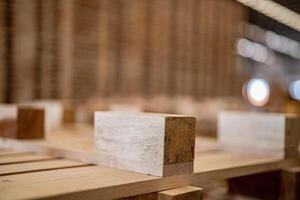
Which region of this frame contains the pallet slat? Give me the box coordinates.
[0,153,56,165]
[0,159,89,176]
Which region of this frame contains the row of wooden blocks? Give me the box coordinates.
[1,102,299,178]
[0,101,75,139]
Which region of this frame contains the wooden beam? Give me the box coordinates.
[281,166,300,200]
[218,111,300,160]
[158,186,203,200]
[94,112,196,176]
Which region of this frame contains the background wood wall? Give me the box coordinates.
[0,0,247,103]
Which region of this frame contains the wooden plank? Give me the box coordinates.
[0,156,293,200]
[158,186,203,200]
[0,151,32,157]
[218,111,300,159]
[0,159,89,176]
[94,112,196,176]
[0,124,296,199]
[281,166,300,200]
[0,153,56,165]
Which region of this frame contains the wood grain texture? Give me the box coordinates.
[94,112,196,176]
[158,186,203,200]
[218,111,300,159]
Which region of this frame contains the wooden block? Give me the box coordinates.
[158,186,203,200]
[94,112,196,176]
[0,105,17,138]
[0,105,44,139]
[218,111,300,159]
[63,105,75,124]
[17,107,45,139]
[21,100,63,132]
[281,166,300,200]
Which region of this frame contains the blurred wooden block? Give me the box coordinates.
[281,166,300,200]
[17,107,44,139]
[94,112,196,176]
[218,111,300,159]
[22,100,64,131]
[0,105,44,139]
[63,105,75,124]
[158,186,203,200]
[0,105,17,138]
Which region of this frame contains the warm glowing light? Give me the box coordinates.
[289,80,300,101]
[246,78,270,106]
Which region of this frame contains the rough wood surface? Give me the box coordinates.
[158,186,203,200]
[94,112,196,176]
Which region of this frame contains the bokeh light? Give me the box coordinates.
[289,79,300,101]
[246,78,270,107]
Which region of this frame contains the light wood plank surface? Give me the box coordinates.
[0,151,32,157]
[0,124,297,200]
[0,157,293,200]
[158,186,203,200]
[0,159,89,176]
[0,153,56,165]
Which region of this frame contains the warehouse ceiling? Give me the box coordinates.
[273,0,300,13]
[235,0,300,32]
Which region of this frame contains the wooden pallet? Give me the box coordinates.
[0,124,297,200]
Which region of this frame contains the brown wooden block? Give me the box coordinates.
[16,107,45,139]
[158,186,203,200]
[281,166,300,200]
[63,105,75,124]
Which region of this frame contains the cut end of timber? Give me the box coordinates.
[94,112,196,177]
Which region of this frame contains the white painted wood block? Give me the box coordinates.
[218,111,300,158]
[94,112,196,176]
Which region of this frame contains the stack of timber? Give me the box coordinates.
[0,111,299,199]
